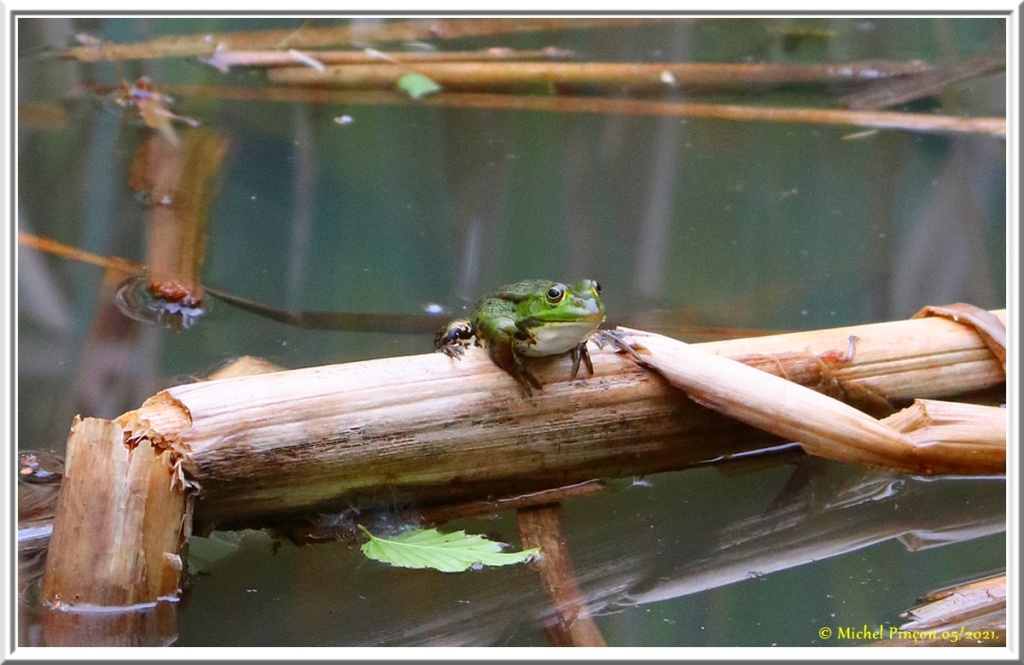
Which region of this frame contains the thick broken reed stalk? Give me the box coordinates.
[40,308,1004,618]
[111,308,1004,532]
[40,418,188,608]
[865,574,1006,646]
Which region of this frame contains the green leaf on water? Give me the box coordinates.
[396,72,442,99]
[359,525,540,573]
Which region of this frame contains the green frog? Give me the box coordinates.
[434,279,606,395]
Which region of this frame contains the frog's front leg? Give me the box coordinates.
[490,333,543,397]
[487,344,542,396]
[568,341,595,380]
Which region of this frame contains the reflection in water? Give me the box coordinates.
[129,129,227,309]
[18,451,63,646]
[618,459,1004,611]
[166,458,1003,647]
[38,602,180,648]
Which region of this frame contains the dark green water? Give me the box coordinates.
[16,16,1006,648]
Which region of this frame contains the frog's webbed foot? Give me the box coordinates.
[434,319,475,359]
[569,341,595,380]
[592,329,645,362]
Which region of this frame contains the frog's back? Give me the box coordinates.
[470,280,547,334]
[490,279,551,301]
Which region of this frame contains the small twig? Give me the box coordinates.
[419,480,605,525]
[18,231,143,274]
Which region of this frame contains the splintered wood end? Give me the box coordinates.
[118,391,197,493]
[41,415,192,609]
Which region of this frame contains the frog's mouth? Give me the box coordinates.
[516,319,602,357]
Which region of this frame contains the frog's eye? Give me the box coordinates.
[546,285,565,304]
[593,281,601,293]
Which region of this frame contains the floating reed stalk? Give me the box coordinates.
[843,51,1004,110]
[162,85,1007,137]
[40,307,1005,621]
[204,47,574,72]
[901,574,1006,632]
[61,17,677,61]
[266,60,931,92]
[107,308,1004,533]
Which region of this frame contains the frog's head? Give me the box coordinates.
[507,279,605,358]
[521,279,605,325]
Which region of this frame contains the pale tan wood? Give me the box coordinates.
[205,355,285,380]
[864,574,1005,646]
[130,350,758,530]
[113,309,1004,532]
[883,399,1006,450]
[900,574,1006,632]
[40,417,188,608]
[698,309,1006,402]
[622,327,1004,475]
